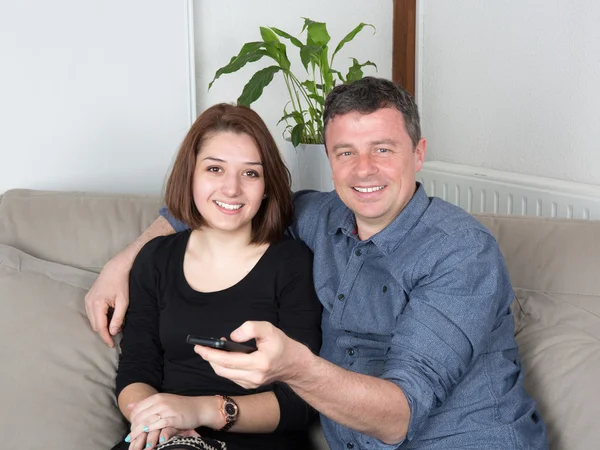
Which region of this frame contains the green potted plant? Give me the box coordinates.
[209,17,377,191]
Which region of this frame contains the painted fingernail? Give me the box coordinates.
[159,436,166,443]
[124,434,131,443]
[143,426,149,433]
[145,444,152,449]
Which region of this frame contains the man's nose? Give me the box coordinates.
[355,153,378,177]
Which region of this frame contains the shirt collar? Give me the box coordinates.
[327,183,431,254]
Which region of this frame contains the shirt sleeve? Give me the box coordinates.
[115,237,165,398]
[272,239,323,432]
[380,228,513,444]
[159,205,190,233]
[288,190,327,248]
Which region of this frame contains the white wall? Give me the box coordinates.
[418,0,600,185]
[0,1,193,195]
[193,0,393,154]
[1,0,392,195]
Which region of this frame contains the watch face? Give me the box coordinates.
[224,402,237,417]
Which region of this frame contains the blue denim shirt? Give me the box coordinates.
[160,184,548,450]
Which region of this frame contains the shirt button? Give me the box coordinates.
[347,348,355,356]
[355,249,362,256]
[347,443,354,449]
[338,294,345,301]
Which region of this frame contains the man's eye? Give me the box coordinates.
[376,148,389,153]
[340,151,352,157]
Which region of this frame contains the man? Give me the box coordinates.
[86,77,548,449]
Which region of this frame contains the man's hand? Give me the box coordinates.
[194,321,309,389]
[85,216,176,348]
[85,253,131,347]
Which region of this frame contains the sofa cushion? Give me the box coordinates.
[474,214,600,294]
[513,288,600,450]
[0,244,126,449]
[474,215,600,450]
[0,189,161,272]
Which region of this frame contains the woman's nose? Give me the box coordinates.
[221,173,241,196]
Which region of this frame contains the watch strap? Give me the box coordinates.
[216,395,238,432]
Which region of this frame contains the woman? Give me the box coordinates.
[111,104,322,450]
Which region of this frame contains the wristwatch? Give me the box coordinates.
[216,395,239,432]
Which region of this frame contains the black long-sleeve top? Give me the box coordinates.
[115,231,322,450]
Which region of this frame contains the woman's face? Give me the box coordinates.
[192,131,265,235]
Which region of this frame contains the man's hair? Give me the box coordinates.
[323,76,422,148]
[165,103,293,244]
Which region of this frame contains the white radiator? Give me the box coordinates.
[418,161,600,220]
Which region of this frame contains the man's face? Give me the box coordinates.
[325,108,426,240]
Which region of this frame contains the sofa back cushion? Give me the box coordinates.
[0,189,161,272]
[0,244,126,449]
[512,289,600,449]
[474,214,600,294]
[475,214,600,450]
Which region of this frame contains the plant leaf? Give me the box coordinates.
[302,18,330,46]
[301,17,310,33]
[277,112,295,126]
[308,93,325,105]
[302,80,317,95]
[237,66,281,106]
[291,123,304,147]
[275,42,291,71]
[259,28,292,70]
[300,45,323,71]
[330,69,345,83]
[209,47,267,89]
[236,41,266,57]
[319,48,333,94]
[270,27,303,48]
[345,58,378,83]
[332,23,375,62]
[260,26,280,44]
[291,111,304,124]
[307,105,318,122]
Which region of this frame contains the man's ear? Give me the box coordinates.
[414,138,427,172]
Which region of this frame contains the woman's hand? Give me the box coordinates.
[127,427,160,450]
[127,426,199,450]
[126,393,222,445]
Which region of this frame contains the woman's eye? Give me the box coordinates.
[244,170,260,178]
[207,166,222,173]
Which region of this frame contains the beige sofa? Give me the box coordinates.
[1,188,598,450]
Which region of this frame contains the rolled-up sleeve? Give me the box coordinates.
[381,229,512,441]
[159,206,189,233]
